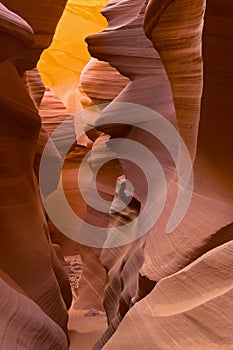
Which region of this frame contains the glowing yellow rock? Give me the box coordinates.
[37,0,108,113]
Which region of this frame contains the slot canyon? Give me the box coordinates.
[0,0,233,349]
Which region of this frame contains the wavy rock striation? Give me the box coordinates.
[141,0,233,281]
[103,240,233,350]
[83,0,233,348]
[85,0,177,348]
[0,272,68,350]
[0,2,71,348]
[2,0,67,74]
[80,57,129,106]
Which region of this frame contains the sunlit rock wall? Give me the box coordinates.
[38,0,109,113]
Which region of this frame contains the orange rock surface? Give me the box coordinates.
[38,0,109,113]
[1,0,233,349]
[0,2,71,348]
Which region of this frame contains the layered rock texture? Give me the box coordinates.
[1,0,233,349]
[82,1,176,348]
[2,0,67,74]
[0,1,72,349]
[83,0,233,348]
[103,240,233,350]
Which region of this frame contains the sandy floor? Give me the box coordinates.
[68,306,107,350]
[63,255,107,349]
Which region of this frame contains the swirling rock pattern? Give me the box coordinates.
[83,0,233,348]
[80,58,129,105]
[1,0,233,349]
[141,0,233,281]
[0,2,34,62]
[144,0,205,161]
[0,57,69,343]
[22,68,56,185]
[79,57,130,318]
[103,240,233,350]
[85,0,177,348]
[87,0,176,205]
[2,0,67,74]
[0,273,68,350]
[0,1,71,348]
[23,68,45,109]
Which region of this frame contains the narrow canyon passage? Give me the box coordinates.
[0,1,233,350]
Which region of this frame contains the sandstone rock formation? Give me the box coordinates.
[80,58,129,106]
[37,87,109,312]
[82,0,233,348]
[0,2,72,348]
[103,240,233,350]
[1,0,233,349]
[0,2,34,62]
[2,0,67,74]
[73,54,130,318]
[38,0,109,112]
[23,68,45,109]
[144,0,205,161]
[0,272,68,350]
[142,0,233,281]
[84,0,177,347]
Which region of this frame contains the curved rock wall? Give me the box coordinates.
[145,0,205,161]
[82,0,233,348]
[103,240,233,350]
[0,273,68,349]
[0,2,71,348]
[2,0,67,74]
[1,0,233,349]
[80,58,129,106]
[84,0,177,347]
[141,0,233,281]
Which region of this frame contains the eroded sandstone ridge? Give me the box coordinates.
[1,0,233,349]
[0,2,71,349]
[83,0,233,348]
